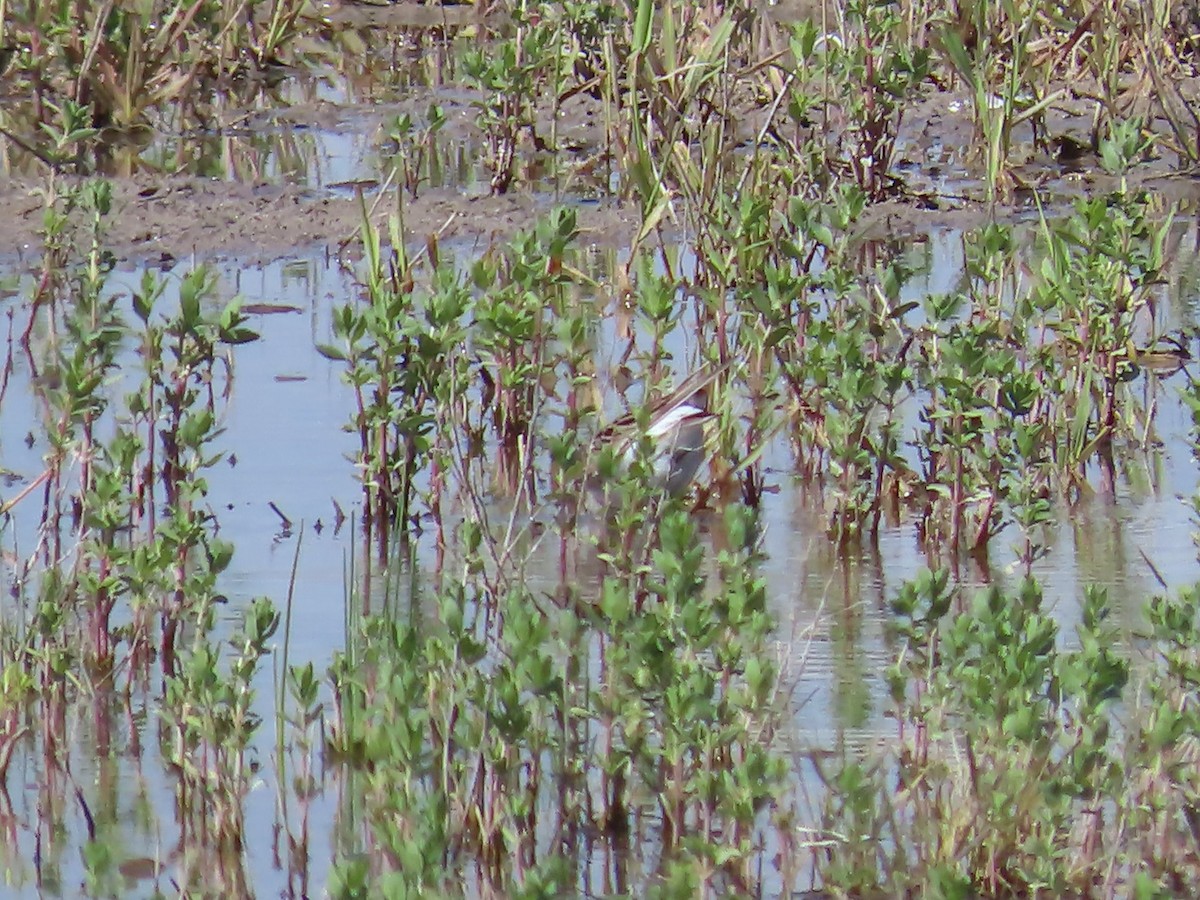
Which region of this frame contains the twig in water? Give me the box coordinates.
[269,501,293,532]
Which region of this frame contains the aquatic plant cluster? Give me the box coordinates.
[4,0,1200,897]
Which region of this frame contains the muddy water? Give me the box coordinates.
[4,215,1200,895]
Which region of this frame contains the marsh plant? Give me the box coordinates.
[317,192,806,893]
[836,570,1131,896]
[5,0,1200,197]
[383,103,448,199]
[463,8,564,194]
[805,359,1200,897]
[9,0,1200,897]
[7,160,1190,900]
[319,166,1188,897]
[161,596,279,894]
[315,165,1187,891]
[320,208,472,550]
[327,501,786,897]
[324,205,589,552]
[816,520,1200,893]
[794,0,931,200]
[0,177,281,894]
[5,0,309,136]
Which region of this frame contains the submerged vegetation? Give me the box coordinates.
[5,0,1200,897]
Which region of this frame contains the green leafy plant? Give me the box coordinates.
[463,9,560,194]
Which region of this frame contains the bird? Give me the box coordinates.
[592,365,726,496]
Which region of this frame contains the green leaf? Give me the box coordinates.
[316,343,347,361]
[632,0,654,55]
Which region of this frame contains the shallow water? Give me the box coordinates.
[3,208,1200,894]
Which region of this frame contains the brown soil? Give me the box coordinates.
[0,174,643,266]
[2,159,1193,270]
